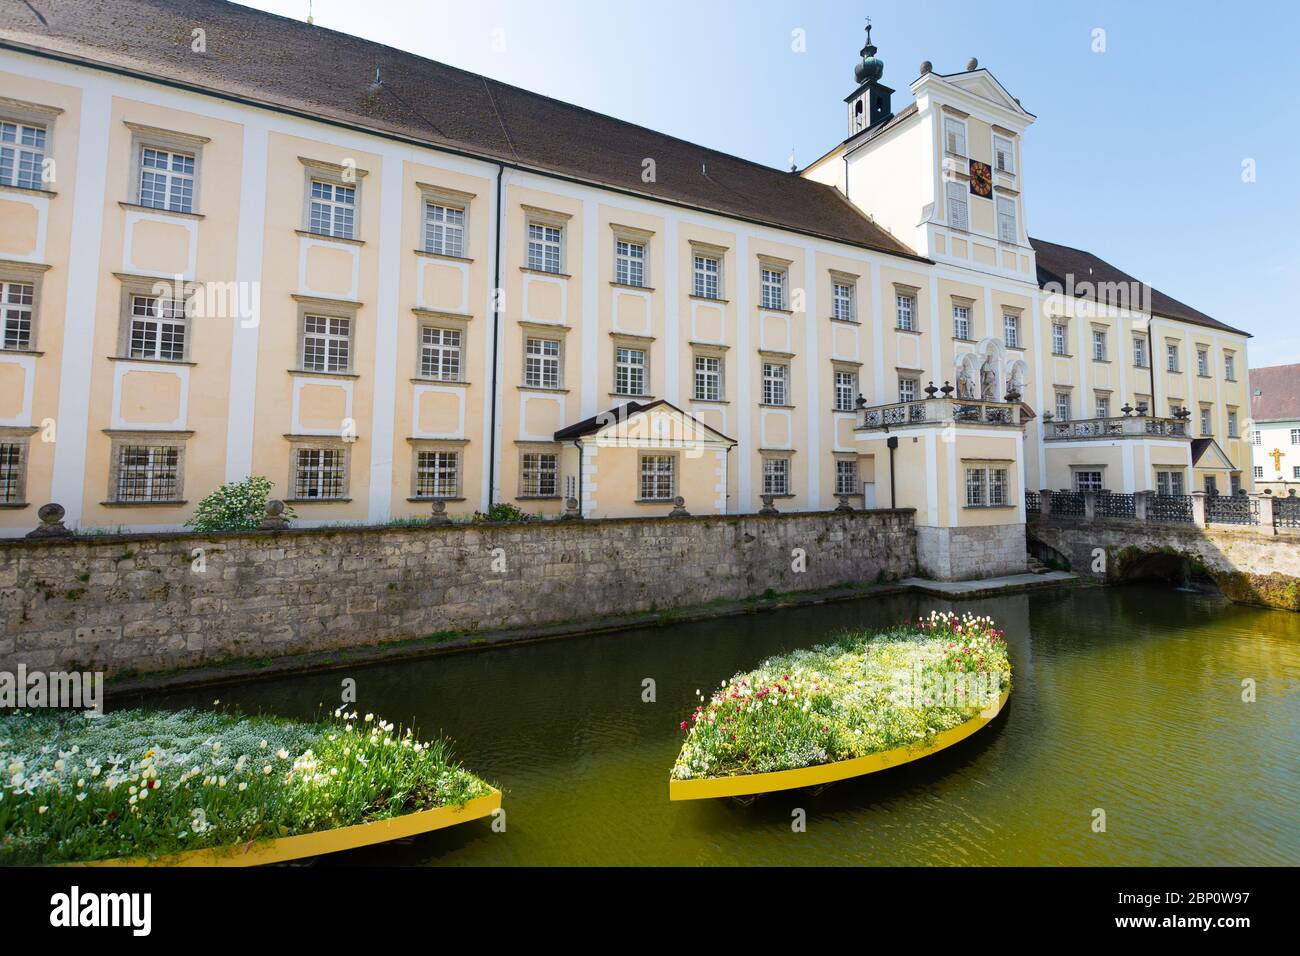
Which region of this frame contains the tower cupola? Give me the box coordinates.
[845,22,894,136]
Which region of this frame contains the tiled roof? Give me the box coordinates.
[1248,363,1300,423]
[0,0,922,260]
[1030,237,1248,336]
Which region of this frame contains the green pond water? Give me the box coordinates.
[137,584,1300,866]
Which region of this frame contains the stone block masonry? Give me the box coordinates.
[0,510,918,677]
[916,524,1028,581]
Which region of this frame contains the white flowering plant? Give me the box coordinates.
[671,613,1011,780]
[0,708,492,865]
[186,475,295,532]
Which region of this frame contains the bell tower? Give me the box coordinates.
[845,21,893,136]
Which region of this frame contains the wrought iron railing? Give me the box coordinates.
[859,398,1021,430]
[1024,491,1040,516]
[1276,497,1300,529]
[1205,494,1259,526]
[1149,494,1193,523]
[1051,491,1086,517]
[1096,492,1136,518]
[1042,415,1189,441]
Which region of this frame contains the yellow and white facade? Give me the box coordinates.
[0,10,1251,580]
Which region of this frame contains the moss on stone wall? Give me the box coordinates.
[1210,571,1300,612]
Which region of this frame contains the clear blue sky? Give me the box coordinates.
[240,0,1298,366]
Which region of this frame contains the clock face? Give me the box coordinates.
[969,159,993,198]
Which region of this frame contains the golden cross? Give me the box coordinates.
[1269,448,1284,470]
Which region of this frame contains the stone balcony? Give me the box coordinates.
[1041,414,1190,442]
[857,397,1024,431]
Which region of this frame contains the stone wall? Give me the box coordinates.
[916,524,1028,581]
[0,509,917,676]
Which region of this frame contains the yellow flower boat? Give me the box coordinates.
[669,691,1008,801]
[67,788,501,867]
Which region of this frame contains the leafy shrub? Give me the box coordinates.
[472,502,534,524]
[186,476,292,532]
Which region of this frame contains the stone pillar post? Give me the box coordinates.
[1252,493,1275,535]
[1083,490,1097,521]
[1134,490,1153,523]
[1038,489,1053,518]
[1190,491,1208,528]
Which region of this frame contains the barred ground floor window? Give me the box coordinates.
[520,451,559,497]
[289,442,349,500]
[763,456,791,496]
[106,434,188,504]
[0,436,29,504]
[414,450,459,499]
[639,454,675,500]
[835,457,858,496]
[965,463,1009,507]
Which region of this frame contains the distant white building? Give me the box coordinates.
[1248,364,1300,495]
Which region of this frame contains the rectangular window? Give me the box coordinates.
[1055,392,1071,421]
[419,327,461,381]
[1091,329,1107,361]
[639,455,674,500]
[762,362,788,406]
[763,457,790,496]
[996,196,1017,243]
[1003,313,1020,349]
[693,354,721,401]
[835,458,858,497]
[1200,408,1212,436]
[116,444,181,502]
[614,346,647,396]
[944,117,967,156]
[831,281,856,322]
[0,120,46,190]
[1224,353,1236,381]
[614,239,646,288]
[1253,465,1264,479]
[965,466,1008,507]
[302,313,350,372]
[760,268,786,310]
[1,280,34,350]
[945,180,968,231]
[1251,430,1261,446]
[1197,348,1209,376]
[1096,394,1110,419]
[692,254,720,299]
[1133,336,1148,367]
[1166,343,1179,372]
[1156,470,1185,496]
[993,134,1014,173]
[293,447,346,499]
[1073,470,1104,493]
[414,450,459,498]
[524,337,561,389]
[423,202,465,257]
[1052,322,1067,356]
[952,304,971,340]
[1292,428,1300,445]
[526,222,563,273]
[1294,466,1300,479]
[1227,410,1238,438]
[308,179,355,239]
[0,441,24,503]
[898,377,916,402]
[139,146,195,214]
[520,452,559,497]
[129,294,186,361]
[833,370,857,412]
[895,293,915,331]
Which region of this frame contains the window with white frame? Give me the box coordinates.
[1227,409,1238,438]
[831,281,856,322]
[1051,321,1068,355]
[520,452,559,497]
[1156,470,1185,496]
[693,354,721,401]
[833,370,857,412]
[0,119,46,190]
[996,196,1017,243]
[762,362,788,405]
[943,117,967,156]
[952,304,971,340]
[527,222,563,273]
[1095,394,1111,418]
[1092,328,1108,361]
[614,239,646,287]
[419,327,461,381]
[293,446,346,499]
[423,201,465,257]
[895,292,916,331]
[614,346,647,396]
[1253,465,1264,479]
[1197,347,1209,376]
[1072,470,1104,493]
[639,454,674,500]
[693,254,720,299]
[1200,407,1212,436]
[308,179,355,239]
[129,294,187,361]
[1133,335,1148,368]
[0,440,26,503]
[139,146,195,213]
[114,442,182,502]
[524,337,561,389]
[1,280,34,350]
[1055,391,1071,421]
[763,457,790,496]
[1250,430,1261,446]
[760,268,786,310]
[945,181,968,231]
[1224,352,1236,381]
[835,458,858,496]
[898,377,916,402]
[301,313,351,372]
[993,134,1015,173]
[1166,342,1180,372]
[965,465,1009,507]
[414,450,459,498]
[1003,313,1020,348]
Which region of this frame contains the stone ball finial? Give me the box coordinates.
[920,60,932,75]
[758,494,779,516]
[669,495,690,517]
[966,57,979,71]
[28,502,72,538]
[259,498,290,531]
[428,498,452,526]
[560,496,582,520]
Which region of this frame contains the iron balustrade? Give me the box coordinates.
[859,398,1021,430]
[1096,492,1136,518]
[1276,497,1300,529]
[1025,491,1041,515]
[1149,494,1194,523]
[1205,494,1259,526]
[1051,491,1086,517]
[1042,416,1188,441]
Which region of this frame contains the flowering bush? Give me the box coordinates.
[671,612,1011,780]
[186,475,293,532]
[0,708,492,865]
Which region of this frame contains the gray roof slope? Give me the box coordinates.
[1249,364,1300,423]
[0,0,922,260]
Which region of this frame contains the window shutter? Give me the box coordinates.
[946,181,968,231]
[997,197,1016,242]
